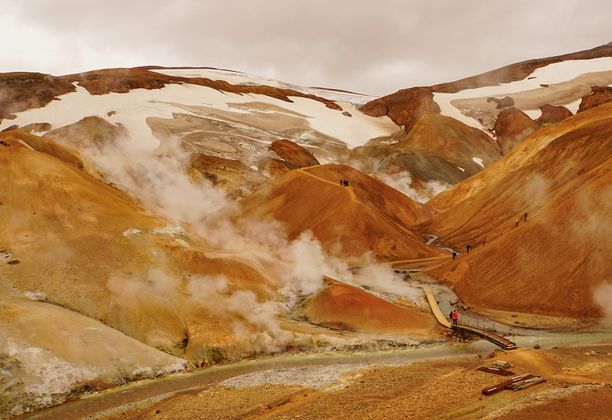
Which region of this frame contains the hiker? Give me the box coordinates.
[340,179,343,186]
[515,217,519,227]
[452,309,458,326]
[345,179,350,186]
[449,310,453,324]
[452,251,457,260]
[466,244,471,254]
[523,212,528,223]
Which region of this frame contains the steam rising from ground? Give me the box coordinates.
[84,134,231,222]
[187,275,291,351]
[378,171,450,203]
[68,126,409,351]
[593,283,612,324]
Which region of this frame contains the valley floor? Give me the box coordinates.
[23,333,612,419]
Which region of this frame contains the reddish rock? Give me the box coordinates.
[0,72,75,120]
[578,86,612,113]
[487,96,515,109]
[269,139,319,169]
[536,104,572,125]
[360,87,440,128]
[262,158,292,177]
[493,108,539,154]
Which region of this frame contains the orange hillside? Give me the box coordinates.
[240,164,443,261]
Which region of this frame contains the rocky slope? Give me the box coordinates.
[425,103,612,319]
[350,113,501,194]
[240,164,442,261]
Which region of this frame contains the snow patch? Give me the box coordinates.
[523,109,543,120]
[472,157,484,168]
[0,82,396,149]
[564,98,582,114]
[434,57,612,128]
[151,68,374,105]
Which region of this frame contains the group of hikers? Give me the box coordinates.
[450,212,529,260]
[515,212,528,227]
[449,309,459,326]
[339,179,350,187]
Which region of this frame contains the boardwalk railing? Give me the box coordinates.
[422,286,517,350]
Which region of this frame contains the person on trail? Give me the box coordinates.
[466,244,471,254]
[452,251,457,260]
[346,179,350,186]
[340,179,343,186]
[523,212,528,223]
[449,311,453,324]
[452,309,458,326]
[515,217,519,227]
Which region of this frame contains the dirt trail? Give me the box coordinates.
[298,168,357,201]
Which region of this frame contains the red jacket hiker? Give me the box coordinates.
[452,310,458,326]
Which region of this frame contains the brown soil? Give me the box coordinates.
[121,345,612,420]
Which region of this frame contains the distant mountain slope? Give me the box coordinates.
[350,113,501,192]
[362,43,612,129]
[0,67,399,164]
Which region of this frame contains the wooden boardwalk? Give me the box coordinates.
[422,286,517,350]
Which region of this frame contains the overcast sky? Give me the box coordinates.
[1,0,610,95]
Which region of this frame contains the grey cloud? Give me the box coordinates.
[1,0,610,95]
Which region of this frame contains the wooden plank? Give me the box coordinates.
[481,374,534,396]
[509,377,546,391]
[477,367,515,376]
[422,286,452,328]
